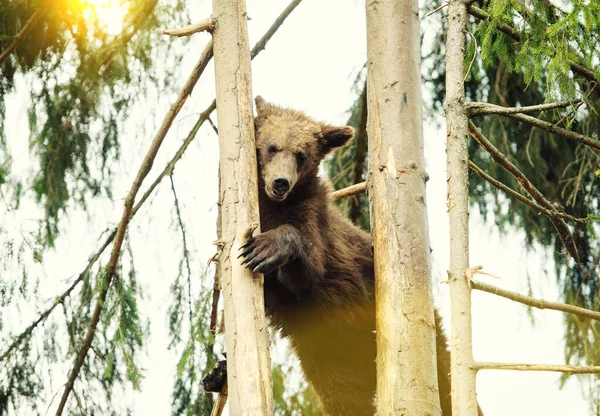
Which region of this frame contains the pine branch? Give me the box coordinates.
[0,5,47,66]
[331,181,366,201]
[501,112,600,151]
[468,120,580,263]
[470,279,600,322]
[467,5,599,85]
[468,161,585,224]
[349,82,368,224]
[163,18,215,37]
[466,100,582,117]
[0,230,115,363]
[474,362,600,374]
[55,37,215,416]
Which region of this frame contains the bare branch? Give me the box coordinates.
[474,362,600,374]
[467,5,599,85]
[163,18,215,37]
[468,161,585,224]
[502,112,600,151]
[467,100,582,117]
[468,120,580,263]
[471,279,600,322]
[250,0,303,58]
[426,2,448,17]
[0,5,47,66]
[330,181,366,201]
[55,37,215,416]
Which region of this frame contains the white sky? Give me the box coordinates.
[2,0,592,415]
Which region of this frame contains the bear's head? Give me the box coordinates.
[254,96,354,202]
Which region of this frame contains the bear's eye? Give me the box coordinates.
[296,150,307,167]
[268,144,278,154]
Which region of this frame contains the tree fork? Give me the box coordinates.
[211,0,273,414]
[445,0,479,414]
[365,0,440,413]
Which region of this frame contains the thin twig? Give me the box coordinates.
[0,5,47,65]
[170,175,193,328]
[467,100,582,117]
[331,181,366,201]
[468,120,580,263]
[55,37,215,416]
[426,2,448,17]
[468,161,586,224]
[250,0,303,58]
[473,362,600,374]
[471,279,600,322]
[163,18,214,37]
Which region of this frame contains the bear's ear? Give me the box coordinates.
[320,125,355,154]
[255,96,273,117]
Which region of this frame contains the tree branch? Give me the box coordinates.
[250,0,302,58]
[55,37,215,416]
[466,100,582,117]
[467,5,599,85]
[468,161,585,224]
[468,120,580,263]
[163,18,215,36]
[0,5,47,66]
[331,181,366,201]
[470,279,600,322]
[210,382,228,416]
[501,112,600,151]
[473,362,600,374]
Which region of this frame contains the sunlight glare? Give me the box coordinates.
[84,0,128,36]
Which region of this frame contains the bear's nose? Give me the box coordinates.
[273,178,290,193]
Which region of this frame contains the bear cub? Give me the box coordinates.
[204,97,453,416]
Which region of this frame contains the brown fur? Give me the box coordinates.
[235,97,453,416]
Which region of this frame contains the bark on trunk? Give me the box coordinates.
[211,0,273,414]
[445,0,479,414]
[365,0,440,414]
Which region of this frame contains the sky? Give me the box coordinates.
[2,0,593,415]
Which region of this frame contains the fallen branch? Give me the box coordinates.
[468,120,580,263]
[467,100,582,117]
[502,112,600,151]
[473,362,600,374]
[55,37,215,416]
[163,18,214,36]
[331,181,366,201]
[471,279,600,322]
[467,5,599,85]
[468,161,585,224]
[0,5,47,66]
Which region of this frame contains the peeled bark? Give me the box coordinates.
[365,0,440,414]
[445,0,478,414]
[211,0,273,414]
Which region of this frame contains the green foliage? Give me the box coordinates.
[0,0,188,247]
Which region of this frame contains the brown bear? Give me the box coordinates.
[205,97,453,415]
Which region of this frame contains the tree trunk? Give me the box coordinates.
[365,0,440,414]
[211,0,273,414]
[445,0,478,414]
